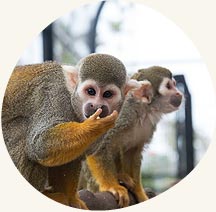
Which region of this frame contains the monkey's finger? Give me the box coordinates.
[109,187,130,208]
[89,108,102,120]
[116,193,130,208]
[100,110,118,122]
[110,110,118,118]
[122,195,130,208]
[118,196,124,208]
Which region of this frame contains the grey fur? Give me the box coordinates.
[78,53,127,88]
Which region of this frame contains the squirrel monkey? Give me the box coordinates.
[2,53,136,209]
[84,66,183,207]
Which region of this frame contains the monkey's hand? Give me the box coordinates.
[117,173,149,203]
[118,173,135,191]
[119,176,149,203]
[100,184,130,208]
[83,108,118,136]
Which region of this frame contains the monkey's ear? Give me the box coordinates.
[124,78,142,95]
[133,80,153,104]
[62,65,79,93]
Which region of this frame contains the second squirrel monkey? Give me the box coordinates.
[84,66,183,207]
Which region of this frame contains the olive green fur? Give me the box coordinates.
[131,66,172,95]
[78,53,127,88]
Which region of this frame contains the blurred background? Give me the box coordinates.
[17,0,215,194]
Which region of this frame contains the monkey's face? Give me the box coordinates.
[77,79,123,119]
[156,77,183,113]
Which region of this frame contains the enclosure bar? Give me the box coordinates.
[88,1,106,53]
[42,24,53,61]
[174,74,194,177]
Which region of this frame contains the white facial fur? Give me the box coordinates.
[77,79,122,118]
[157,77,183,113]
[158,77,176,95]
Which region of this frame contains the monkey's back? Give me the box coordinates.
[3,62,62,119]
[1,62,74,191]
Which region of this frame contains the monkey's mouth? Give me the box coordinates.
[84,113,106,119]
[84,104,109,119]
[85,114,90,119]
[170,95,182,108]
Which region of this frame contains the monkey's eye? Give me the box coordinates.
[87,88,96,96]
[166,82,171,89]
[103,91,113,98]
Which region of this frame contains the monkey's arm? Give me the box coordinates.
[87,151,130,207]
[97,94,141,150]
[100,81,152,147]
[27,109,117,167]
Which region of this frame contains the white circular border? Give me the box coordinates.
[0,0,216,211]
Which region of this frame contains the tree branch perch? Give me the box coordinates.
[79,188,156,210]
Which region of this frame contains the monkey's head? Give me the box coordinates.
[63,53,137,120]
[131,66,183,114]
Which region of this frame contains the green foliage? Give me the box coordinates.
[110,21,122,32]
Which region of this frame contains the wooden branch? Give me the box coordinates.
[79,188,156,210]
